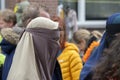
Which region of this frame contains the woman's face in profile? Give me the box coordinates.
[59,25,65,49]
[51,16,65,48]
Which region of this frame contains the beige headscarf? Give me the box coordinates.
[7,17,59,80]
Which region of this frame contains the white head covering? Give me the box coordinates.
[27,17,58,29]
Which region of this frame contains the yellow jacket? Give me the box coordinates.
[0,35,5,67]
[57,42,83,80]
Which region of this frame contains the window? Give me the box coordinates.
[0,0,1,10]
[77,0,120,28]
[86,0,120,20]
[0,0,5,10]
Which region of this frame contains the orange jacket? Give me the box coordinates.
[82,41,99,63]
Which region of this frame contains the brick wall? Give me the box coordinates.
[5,0,58,16]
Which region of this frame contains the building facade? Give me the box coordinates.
[5,0,58,16]
[1,0,120,29]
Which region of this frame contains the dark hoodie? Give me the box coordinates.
[0,39,16,80]
[0,28,21,80]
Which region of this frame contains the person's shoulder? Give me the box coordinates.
[64,42,79,54]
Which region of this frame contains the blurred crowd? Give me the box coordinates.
[0,0,120,80]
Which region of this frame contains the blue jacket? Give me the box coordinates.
[80,33,106,80]
[0,39,16,80]
[80,13,120,80]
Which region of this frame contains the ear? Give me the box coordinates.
[78,39,86,51]
[79,39,86,45]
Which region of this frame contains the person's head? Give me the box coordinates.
[21,5,40,27]
[39,6,50,18]
[63,5,70,15]
[27,17,58,29]
[51,16,66,49]
[87,30,102,48]
[105,13,120,48]
[73,29,91,51]
[91,30,102,40]
[0,9,16,29]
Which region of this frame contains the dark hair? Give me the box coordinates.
[86,34,98,49]
[87,30,102,48]
[93,33,120,80]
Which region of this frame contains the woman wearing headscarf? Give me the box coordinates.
[93,32,120,80]
[7,17,60,80]
[0,28,21,80]
[80,13,120,80]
